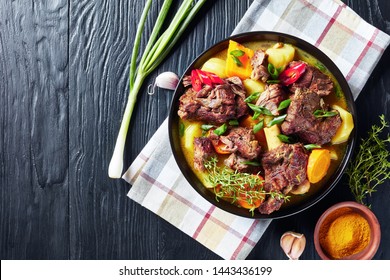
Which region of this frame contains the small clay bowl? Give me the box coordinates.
[314,201,381,260]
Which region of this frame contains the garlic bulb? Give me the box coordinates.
[280,231,306,260]
[148,72,179,95]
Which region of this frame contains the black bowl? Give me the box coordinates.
[168,31,357,219]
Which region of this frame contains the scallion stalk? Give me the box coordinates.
[109,0,207,178]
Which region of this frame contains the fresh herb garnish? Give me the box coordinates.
[304,144,322,150]
[204,157,289,215]
[231,55,243,67]
[229,119,239,126]
[248,103,274,116]
[214,123,228,136]
[109,0,207,178]
[253,119,264,133]
[230,50,245,57]
[278,99,291,111]
[267,114,287,127]
[313,109,338,118]
[179,122,185,137]
[315,62,326,72]
[266,80,280,84]
[268,63,282,80]
[244,92,261,103]
[201,124,214,131]
[277,134,293,143]
[346,115,390,207]
[242,160,262,167]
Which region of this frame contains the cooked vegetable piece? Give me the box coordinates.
[201,57,227,78]
[290,179,310,195]
[277,99,291,111]
[313,109,338,118]
[267,114,287,127]
[243,79,266,95]
[266,43,295,71]
[183,122,202,150]
[327,146,339,160]
[226,40,254,79]
[213,123,228,136]
[279,62,306,86]
[264,125,283,150]
[191,69,202,91]
[237,190,265,210]
[244,91,261,103]
[212,141,232,154]
[307,149,331,183]
[331,105,354,144]
[196,69,213,86]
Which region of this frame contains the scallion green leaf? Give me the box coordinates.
[244,92,261,103]
[247,103,274,116]
[313,109,338,118]
[242,161,261,167]
[304,144,322,150]
[230,50,245,57]
[179,122,185,137]
[231,55,243,67]
[201,124,214,131]
[267,114,287,127]
[229,119,239,126]
[277,99,291,111]
[253,120,264,134]
[277,134,293,143]
[214,123,228,136]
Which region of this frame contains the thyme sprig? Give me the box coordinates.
[203,157,289,214]
[346,115,390,207]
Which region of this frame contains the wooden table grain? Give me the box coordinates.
[0,0,389,260]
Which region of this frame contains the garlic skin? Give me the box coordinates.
[280,231,306,260]
[156,71,179,89]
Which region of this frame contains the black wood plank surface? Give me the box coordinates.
[0,0,69,259]
[1,0,389,260]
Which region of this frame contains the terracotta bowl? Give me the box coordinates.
[314,201,381,260]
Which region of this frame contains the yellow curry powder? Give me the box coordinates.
[319,208,371,259]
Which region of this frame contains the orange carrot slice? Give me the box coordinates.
[307,149,331,183]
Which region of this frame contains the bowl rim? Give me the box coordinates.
[314,201,381,260]
[168,31,357,219]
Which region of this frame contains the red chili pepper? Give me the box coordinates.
[279,62,307,86]
[191,69,202,92]
[196,69,213,87]
[204,71,225,84]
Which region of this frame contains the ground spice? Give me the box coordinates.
[319,208,371,259]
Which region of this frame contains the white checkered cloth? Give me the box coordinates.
[123,0,390,260]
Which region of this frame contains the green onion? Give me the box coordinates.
[214,123,228,136]
[231,55,243,67]
[201,124,214,131]
[242,161,261,167]
[266,80,280,84]
[315,62,326,72]
[230,50,245,57]
[277,99,291,111]
[313,109,338,118]
[304,144,322,150]
[267,63,282,80]
[252,112,261,120]
[277,134,293,143]
[179,122,185,137]
[244,91,261,103]
[253,120,264,134]
[267,114,287,127]
[229,119,239,126]
[247,103,274,116]
[109,0,208,178]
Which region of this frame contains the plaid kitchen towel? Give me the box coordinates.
[123,0,390,260]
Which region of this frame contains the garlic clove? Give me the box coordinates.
[280,231,306,260]
[154,71,179,90]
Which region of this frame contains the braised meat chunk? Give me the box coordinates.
[255,84,287,116]
[224,153,260,173]
[193,137,215,171]
[289,61,334,96]
[178,82,248,124]
[251,50,270,82]
[259,143,309,214]
[209,127,261,160]
[281,88,341,145]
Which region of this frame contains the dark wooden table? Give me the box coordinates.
[1,0,389,260]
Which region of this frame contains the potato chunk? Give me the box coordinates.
[183,122,202,150]
[201,58,227,78]
[243,79,266,95]
[265,43,295,71]
[331,105,354,144]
